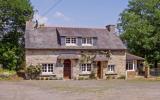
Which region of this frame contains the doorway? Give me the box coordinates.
[63,59,71,79]
[97,61,103,79]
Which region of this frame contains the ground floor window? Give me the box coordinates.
[42,64,54,75]
[126,61,134,71]
[108,65,115,72]
[81,64,91,74]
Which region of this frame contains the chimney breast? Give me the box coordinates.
[106,25,115,32]
[26,20,35,30]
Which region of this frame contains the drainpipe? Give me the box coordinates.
[125,70,128,80]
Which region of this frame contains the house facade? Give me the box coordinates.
[25,21,143,79]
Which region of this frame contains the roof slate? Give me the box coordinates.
[25,26,126,50]
[126,53,144,60]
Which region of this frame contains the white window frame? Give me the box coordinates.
[108,65,115,73]
[81,64,92,74]
[65,37,77,46]
[82,37,93,46]
[126,61,135,71]
[41,63,54,75]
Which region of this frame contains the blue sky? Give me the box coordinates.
[30,0,129,28]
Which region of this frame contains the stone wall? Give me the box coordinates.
[26,49,126,79]
[25,49,63,78]
[107,51,126,77]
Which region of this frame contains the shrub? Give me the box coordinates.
[25,65,41,80]
[117,75,126,79]
[106,75,112,80]
[78,77,84,80]
[89,71,96,79]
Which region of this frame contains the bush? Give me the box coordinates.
[25,65,41,80]
[89,71,96,79]
[117,75,126,79]
[78,77,84,80]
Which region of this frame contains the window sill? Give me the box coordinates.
[105,73,117,75]
[65,44,77,46]
[79,72,91,75]
[126,70,135,72]
[41,73,55,76]
[82,44,93,46]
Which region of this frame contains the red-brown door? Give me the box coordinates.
[97,61,103,79]
[63,59,71,79]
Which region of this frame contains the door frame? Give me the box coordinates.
[63,59,72,79]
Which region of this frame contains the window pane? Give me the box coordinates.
[42,66,47,72]
[42,63,54,72]
[87,38,92,44]
[82,38,86,44]
[87,64,91,71]
[126,61,133,70]
[108,65,115,72]
[111,65,115,71]
[71,38,76,43]
[66,38,70,43]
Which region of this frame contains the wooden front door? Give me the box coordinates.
[97,61,103,79]
[63,59,71,79]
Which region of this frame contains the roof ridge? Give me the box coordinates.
[43,26,107,30]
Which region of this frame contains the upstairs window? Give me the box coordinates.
[82,37,93,46]
[65,37,77,46]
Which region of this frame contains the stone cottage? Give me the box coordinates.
[25,21,143,79]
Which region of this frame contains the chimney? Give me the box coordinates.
[106,25,116,32]
[25,20,35,30]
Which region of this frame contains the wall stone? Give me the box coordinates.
[26,49,126,79]
[107,51,126,77]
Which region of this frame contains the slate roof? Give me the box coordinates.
[126,53,144,60]
[25,26,126,50]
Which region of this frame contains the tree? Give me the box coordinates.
[118,0,160,67]
[0,0,33,70]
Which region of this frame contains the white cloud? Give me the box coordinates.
[33,14,48,24]
[53,11,70,21]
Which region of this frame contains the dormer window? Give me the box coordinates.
[82,37,93,46]
[65,37,77,46]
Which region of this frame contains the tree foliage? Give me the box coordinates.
[0,0,33,70]
[118,0,160,67]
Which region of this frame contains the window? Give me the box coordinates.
[65,37,77,46]
[108,65,115,72]
[126,61,134,71]
[42,64,54,75]
[82,37,93,46]
[81,64,91,74]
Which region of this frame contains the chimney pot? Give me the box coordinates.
[106,25,116,32]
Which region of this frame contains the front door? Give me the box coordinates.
[97,61,103,79]
[63,59,71,79]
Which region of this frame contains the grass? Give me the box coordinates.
[0,68,16,75]
[0,68,22,81]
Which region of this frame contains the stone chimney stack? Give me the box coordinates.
[25,20,35,30]
[106,25,116,33]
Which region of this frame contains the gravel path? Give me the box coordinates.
[0,80,160,100]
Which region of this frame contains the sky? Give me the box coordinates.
[30,0,129,28]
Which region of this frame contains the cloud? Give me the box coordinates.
[53,11,70,21]
[33,14,48,24]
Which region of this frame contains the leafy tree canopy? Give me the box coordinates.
[0,0,33,70]
[118,0,160,67]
